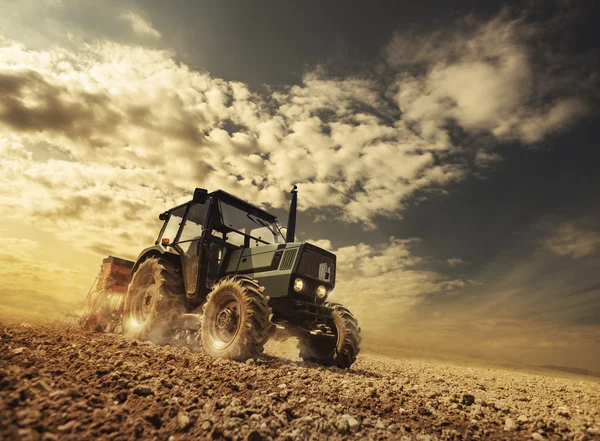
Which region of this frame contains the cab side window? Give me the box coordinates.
[161,206,186,244]
[179,203,209,243]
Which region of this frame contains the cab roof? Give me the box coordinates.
[210,189,277,223]
[166,189,278,223]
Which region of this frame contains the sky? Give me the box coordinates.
[0,0,599,370]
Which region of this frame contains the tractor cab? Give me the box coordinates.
[151,189,285,307]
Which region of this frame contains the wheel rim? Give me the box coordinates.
[131,273,157,325]
[206,290,242,350]
[309,321,340,359]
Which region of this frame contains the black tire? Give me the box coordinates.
[122,257,185,344]
[201,275,272,361]
[298,302,361,369]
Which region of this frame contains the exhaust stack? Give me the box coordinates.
[285,185,298,242]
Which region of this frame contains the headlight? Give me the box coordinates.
[316,285,327,299]
[293,278,304,292]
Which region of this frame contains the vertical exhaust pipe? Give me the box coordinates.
[286,185,298,243]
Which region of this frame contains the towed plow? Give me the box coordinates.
[80,256,133,333]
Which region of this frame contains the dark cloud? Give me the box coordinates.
[0,70,122,138]
[0,67,212,148]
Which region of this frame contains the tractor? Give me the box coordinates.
[81,187,360,368]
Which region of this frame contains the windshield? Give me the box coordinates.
[218,201,284,246]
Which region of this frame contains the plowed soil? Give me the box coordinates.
[1,320,599,441]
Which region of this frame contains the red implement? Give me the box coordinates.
[81,256,134,333]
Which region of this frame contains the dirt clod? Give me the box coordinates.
[132,385,154,397]
[462,394,475,406]
[177,412,190,430]
[57,421,78,432]
[504,417,517,431]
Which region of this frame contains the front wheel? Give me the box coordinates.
[201,275,273,361]
[298,302,361,369]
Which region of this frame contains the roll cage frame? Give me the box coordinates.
[156,190,282,248]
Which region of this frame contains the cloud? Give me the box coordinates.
[325,237,468,331]
[306,239,333,251]
[307,228,600,371]
[545,222,600,259]
[0,1,595,268]
[446,257,466,267]
[0,39,468,243]
[386,6,595,145]
[0,69,120,137]
[120,12,161,39]
[316,215,600,371]
[474,149,503,168]
[0,1,595,244]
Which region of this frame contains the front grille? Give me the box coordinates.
[298,279,318,301]
[297,249,335,283]
[279,249,297,270]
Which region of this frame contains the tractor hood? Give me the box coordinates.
[224,242,336,301]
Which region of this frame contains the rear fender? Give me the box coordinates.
[132,245,183,275]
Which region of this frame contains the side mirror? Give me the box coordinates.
[158,211,169,221]
[193,187,208,204]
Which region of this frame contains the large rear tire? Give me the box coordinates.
[298,302,361,369]
[123,257,185,344]
[201,275,273,361]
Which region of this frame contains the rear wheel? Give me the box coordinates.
[123,257,185,344]
[298,302,361,369]
[201,275,272,361]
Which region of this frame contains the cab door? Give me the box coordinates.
[176,202,209,297]
[201,235,236,290]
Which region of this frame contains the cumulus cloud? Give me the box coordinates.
[0,69,120,137]
[306,239,333,251]
[386,7,594,145]
[120,12,161,38]
[0,38,467,247]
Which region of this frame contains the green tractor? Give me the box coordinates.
[85,187,360,368]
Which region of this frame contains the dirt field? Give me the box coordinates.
[1,320,599,441]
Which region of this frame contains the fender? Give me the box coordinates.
[131,245,182,275]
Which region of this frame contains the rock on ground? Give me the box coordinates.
[1,320,599,440]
